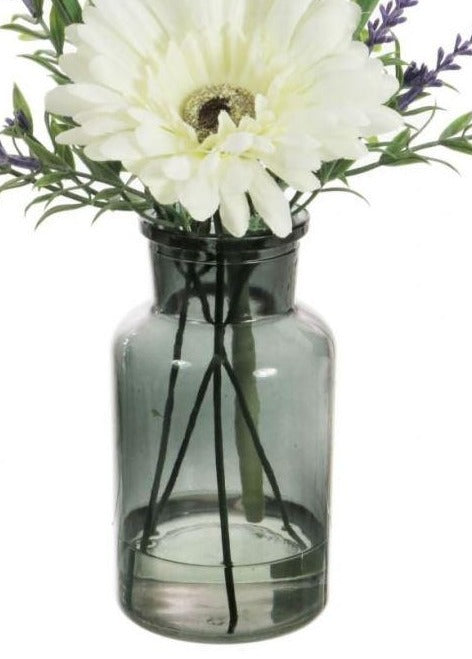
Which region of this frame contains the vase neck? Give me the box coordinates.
[149,239,300,323]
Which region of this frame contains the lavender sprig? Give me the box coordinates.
[5,110,31,133]
[367,0,418,50]
[20,0,36,17]
[0,140,40,171]
[399,34,472,110]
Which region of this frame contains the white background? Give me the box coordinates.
[1,2,472,657]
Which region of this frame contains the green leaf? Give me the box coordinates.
[56,144,75,168]
[380,153,429,166]
[440,138,472,156]
[382,128,412,158]
[425,157,460,175]
[74,150,123,185]
[319,187,369,205]
[35,173,66,188]
[354,0,380,37]
[440,113,472,140]
[35,202,84,228]
[49,6,65,55]
[51,0,82,26]
[402,105,445,117]
[20,54,70,81]
[25,193,55,214]
[1,23,48,39]
[33,0,45,18]
[318,159,354,185]
[91,199,128,224]
[0,178,31,194]
[12,84,33,131]
[23,135,69,169]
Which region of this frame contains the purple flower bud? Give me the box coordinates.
[8,153,41,171]
[0,140,40,171]
[399,34,472,110]
[0,142,9,166]
[4,110,31,132]
[22,0,36,17]
[367,0,418,50]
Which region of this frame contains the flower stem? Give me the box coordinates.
[230,276,265,523]
[223,355,307,551]
[213,251,238,634]
[140,274,191,552]
[147,360,215,527]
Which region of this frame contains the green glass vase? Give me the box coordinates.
[114,218,335,642]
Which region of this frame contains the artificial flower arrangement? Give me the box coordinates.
[1,0,471,643]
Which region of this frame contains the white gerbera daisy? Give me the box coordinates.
[46,0,401,237]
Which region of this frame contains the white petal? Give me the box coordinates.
[248,166,292,238]
[221,132,254,155]
[148,179,179,205]
[161,156,194,181]
[46,84,124,116]
[219,190,250,237]
[135,125,180,157]
[268,162,320,192]
[178,175,220,222]
[90,133,142,161]
[56,127,92,145]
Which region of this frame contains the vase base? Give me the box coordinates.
[119,497,327,642]
[120,598,325,644]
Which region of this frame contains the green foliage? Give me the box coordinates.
[49,5,65,55]
[2,0,472,231]
[51,0,82,26]
[354,0,381,37]
[0,22,48,40]
[440,112,472,140]
[33,1,45,18]
[13,84,33,131]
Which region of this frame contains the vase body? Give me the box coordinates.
[115,221,335,642]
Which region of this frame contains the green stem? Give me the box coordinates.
[293,190,320,216]
[222,354,307,551]
[230,278,265,523]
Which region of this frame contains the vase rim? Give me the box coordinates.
[141,211,309,252]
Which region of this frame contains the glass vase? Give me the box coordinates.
[114,218,335,642]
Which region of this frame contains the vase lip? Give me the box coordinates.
[141,211,309,252]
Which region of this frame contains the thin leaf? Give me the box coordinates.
[35,172,66,188]
[35,202,83,228]
[425,157,460,175]
[91,199,127,224]
[20,54,69,81]
[0,178,31,194]
[23,135,68,169]
[381,153,430,166]
[49,6,65,55]
[1,23,48,39]
[440,112,472,140]
[13,84,33,131]
[402,105,445,117]
[33,0,44,18]
[382,128,412,157]
[51,0,82,26]
[74,150,123,185]
[440,139,472,156]
[319,187,370,205]
[25,192,55,214]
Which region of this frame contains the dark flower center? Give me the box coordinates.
[182,84,256,142]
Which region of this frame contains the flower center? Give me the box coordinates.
[182,84,256,142]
